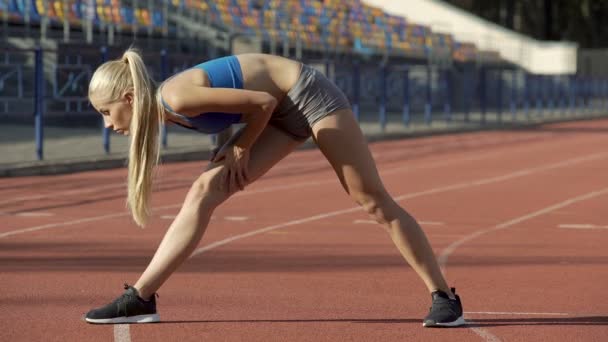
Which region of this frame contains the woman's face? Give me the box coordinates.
[90,92,133,135]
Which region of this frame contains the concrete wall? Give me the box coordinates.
[578,49,608,77]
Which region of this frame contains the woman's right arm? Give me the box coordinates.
[164,86,277,150]
[164,85,277,192]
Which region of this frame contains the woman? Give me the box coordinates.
[84,48,465,327]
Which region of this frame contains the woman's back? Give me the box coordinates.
[236,53,302,101]
[162,53,302,106]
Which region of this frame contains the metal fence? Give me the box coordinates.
[1,45,607,161]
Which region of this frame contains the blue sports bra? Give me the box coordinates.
[161,55,243,134]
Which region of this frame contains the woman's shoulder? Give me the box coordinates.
[159,67,210,112]
[160,67,208,93]
[171,66,209,87]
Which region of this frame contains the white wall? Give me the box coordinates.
[362,0,578,74]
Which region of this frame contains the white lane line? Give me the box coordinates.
[0,212,128,239]
[354,219,443,225]
[190,154,608,258]
[265,231,289,235]
[438,187,608,269]
[468,327,502,342]
[192,208,360,256]
[465,311,569,316]
[558,224,608,230]
[224,216,249,221]
[438,187,608,341]
[0,150,393,205]
[419,221,444,226]
[0,182,317,239]
[14,212,55,217]
[112,312,582,341]
[353,219,376,224]
[113,325,130,342]
[3,151,606,240]
[0,183,126,206]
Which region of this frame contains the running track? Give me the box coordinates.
[1,119,607,342]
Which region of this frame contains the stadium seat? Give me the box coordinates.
[120,6,134,25]
[152,10,163,28]
[12,0,41,22]
[2,0,476,61]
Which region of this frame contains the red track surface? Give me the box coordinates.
[2,119,608,342]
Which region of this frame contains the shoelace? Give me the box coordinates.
[120,283,160,300]
[429,297,456,313]
[110,284,136,315]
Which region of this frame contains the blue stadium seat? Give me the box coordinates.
[152,10,163,28]
[9,0,20,15]
[120,6,134,25]
[11,0,41,21]
[72,0,84,20]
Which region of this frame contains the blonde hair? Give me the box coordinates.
[88,47,165,227]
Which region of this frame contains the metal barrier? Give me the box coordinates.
[1,46,607,161]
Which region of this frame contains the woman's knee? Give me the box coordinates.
[352,189,397,224]
[188,168,234,208]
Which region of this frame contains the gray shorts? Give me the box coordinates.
[269,64,351,141]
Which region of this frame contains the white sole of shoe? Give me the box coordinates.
[85,313,160,324]
[422,316,466,327]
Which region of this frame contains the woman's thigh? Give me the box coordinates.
[311,109,385,197]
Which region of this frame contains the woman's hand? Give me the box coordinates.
[211,145,250,193]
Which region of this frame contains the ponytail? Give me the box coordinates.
[122,48,164,227]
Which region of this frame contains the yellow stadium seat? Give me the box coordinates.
[35,0,45,16]
[57,2,66,20]
[96,5,105,21]
[103,6,112,22]
[134,8,142,24]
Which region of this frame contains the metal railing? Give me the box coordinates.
[1,46,607,161]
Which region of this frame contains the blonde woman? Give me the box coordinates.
[84,48,465,327]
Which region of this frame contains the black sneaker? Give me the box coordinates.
[85,283,160,324]
[422,287,465,327]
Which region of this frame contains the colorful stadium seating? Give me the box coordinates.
[4,0,486,62]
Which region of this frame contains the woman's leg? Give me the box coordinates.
[311,109,453,298]
[134,125,302,299]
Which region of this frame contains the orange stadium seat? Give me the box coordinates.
[48,1,59,20]
[111,1,121,23]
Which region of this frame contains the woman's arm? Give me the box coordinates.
[164,86,277,192]
[164,86,277,150]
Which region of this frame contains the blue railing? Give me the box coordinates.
[1,46,607,161]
